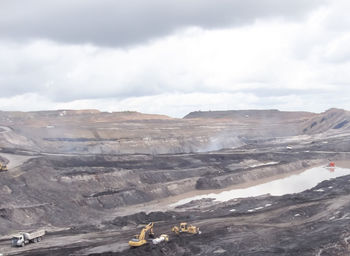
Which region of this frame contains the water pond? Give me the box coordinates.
[172,166,350,206]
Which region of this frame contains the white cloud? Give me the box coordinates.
[1,90,349,118]
[0,0,350,117]
[0,92,259,117]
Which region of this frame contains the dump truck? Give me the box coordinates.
[172,222,201,235]
[12,230,45,247]
[0,163,7,172]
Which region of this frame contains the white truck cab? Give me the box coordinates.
[12,234,25,247]
[12,230,45,247]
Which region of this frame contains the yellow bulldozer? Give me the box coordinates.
[172,222,201,235]
[128,222,155,247]
[0,162,7,172]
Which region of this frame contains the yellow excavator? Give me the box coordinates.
[128,222,155,247]
[0,162,7,172]
[172,222,201,235]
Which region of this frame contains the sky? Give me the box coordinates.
[1,0,350,117]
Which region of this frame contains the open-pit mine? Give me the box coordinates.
[1,108,350,255]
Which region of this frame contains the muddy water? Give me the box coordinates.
[172,166,350,206]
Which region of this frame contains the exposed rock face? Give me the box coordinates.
[0,109,350,255]
[6,173,350,256]
[0,152,315,234]
[0,136,345,237]
[0,108,349,155]
[302,108,350,134]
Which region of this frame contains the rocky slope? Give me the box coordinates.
[0,130,349,237]
[0,108,350,255]
[0,108,349,155]
[3,165,350,256]
[302,108,350,134]
[0,149,327,236]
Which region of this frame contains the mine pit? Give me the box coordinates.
[1,109,350,255]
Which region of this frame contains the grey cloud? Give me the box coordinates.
[0,0,325,47]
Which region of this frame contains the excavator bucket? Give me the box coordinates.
[128,222,154,247]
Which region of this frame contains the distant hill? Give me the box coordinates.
[0,108,349,155]
[302,108,350,134]
[184,108,350,135]
[183,109,315,120]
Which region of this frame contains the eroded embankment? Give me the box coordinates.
[7,172,350,256]
[0,149,327,236]
[0,142,348,254]
[0,146,349,255]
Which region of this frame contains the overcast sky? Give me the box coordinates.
[1,0,350,117]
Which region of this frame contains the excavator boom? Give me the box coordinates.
[128,222,154,247]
